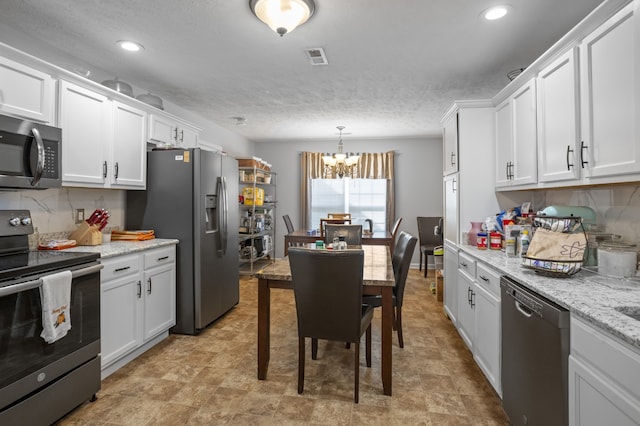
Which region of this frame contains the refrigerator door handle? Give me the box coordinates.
[216,176,228,256]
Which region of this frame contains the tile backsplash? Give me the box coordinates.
[0,187,125,246]
[499,183,640,245]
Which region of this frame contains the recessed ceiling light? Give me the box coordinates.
[482,5,511,21]
[117,40,144,52]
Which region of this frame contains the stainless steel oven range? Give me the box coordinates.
[0,210,102,425]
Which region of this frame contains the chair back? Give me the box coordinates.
[392,231,418,307]
[283,214,295,234]
[324,224,363,245]
[289,248,365,343]
[389,217,403,251]
[328,213,351,220]
[416,217,443,248]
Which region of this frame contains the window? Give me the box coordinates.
[310,178,387,232]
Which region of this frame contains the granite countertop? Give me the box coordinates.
[457,244,640,351]
[61,238,179,259]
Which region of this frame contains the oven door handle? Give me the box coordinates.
[0,264,104,297]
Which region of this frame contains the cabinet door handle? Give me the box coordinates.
[470,290,476,308]
[460,261,467,267]
[452,178,457,193]
[173,127,178,141]
[479,275,489,282]
[115,266,131,273]
[137,280,142,298]
[147,278,152,294]
[114,162,119,179]
[450,152,456,167]
[157,256,169,261]
[566,145,574,170]
[103,161,108,178]
[180,130,184,142]
[580,141,589,168]
[467,286,472,304]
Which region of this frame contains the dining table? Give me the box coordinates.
[284,229,393,255]
[255,244,396,396]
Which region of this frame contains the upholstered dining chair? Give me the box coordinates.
[324,224,363,245]
[288,248,373,403]
[362,231,417,348]
[389,217,403,253]
[283,214,295,234]
[417,216,443,278]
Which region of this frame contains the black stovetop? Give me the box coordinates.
[0,250,100,284]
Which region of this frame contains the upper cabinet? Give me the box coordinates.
[580,2,640,181]
[495,79,538,188]
[537,48,581,184]
[0,56,54,124]
[442,112,458,175]
[59,80,147,189]
[148,112,201,148]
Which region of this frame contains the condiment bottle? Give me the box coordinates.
[519,230,530,257]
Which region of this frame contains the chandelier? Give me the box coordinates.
[249,0,316,37]
[322,126,360,179]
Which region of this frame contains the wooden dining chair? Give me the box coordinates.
[324,224,362,245]
[328,213,351,220]
[362,231,417,348]
[288,248,373,403]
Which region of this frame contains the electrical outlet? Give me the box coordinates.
[75,209,85,224]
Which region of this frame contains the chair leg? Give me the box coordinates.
[397,307,404,348]
[424,260,428,278]
[346,342,351,349]
[298,337,305,394]
[312,338,318,360]
[366,327,372,368]
[354,342,360,404]
[419,252,423,271]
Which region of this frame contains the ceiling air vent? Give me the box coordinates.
[305,48,328,66]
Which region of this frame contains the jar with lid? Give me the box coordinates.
[598,242,637,277]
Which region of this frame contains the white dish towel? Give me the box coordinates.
[39,270,72,344]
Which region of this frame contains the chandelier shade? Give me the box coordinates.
[249,0,315,37]
[322,126,360,179]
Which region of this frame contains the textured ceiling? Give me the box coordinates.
[0,0,603,142]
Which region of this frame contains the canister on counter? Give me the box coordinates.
[477,232,488,250]
[490,232,502,250]
[505,237,517,257]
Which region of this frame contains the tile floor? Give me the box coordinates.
[58,269,509,425]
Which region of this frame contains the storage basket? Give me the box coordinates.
[521,216,588,277]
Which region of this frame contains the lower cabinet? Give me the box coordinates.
[569,316,640,425]
[454,250,502,396]
[100,245,176,378]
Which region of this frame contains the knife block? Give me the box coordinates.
[69,221,103,246]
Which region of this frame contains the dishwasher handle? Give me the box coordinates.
[515,300,534,318]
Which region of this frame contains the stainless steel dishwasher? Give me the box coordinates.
[501,276,570,426]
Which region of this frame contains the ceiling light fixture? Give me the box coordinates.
[322,126,360,179]
[482,5,511,21]
[117,40,144,52]
[249,0,315,37]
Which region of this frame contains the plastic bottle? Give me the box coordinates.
[519,230,530,257]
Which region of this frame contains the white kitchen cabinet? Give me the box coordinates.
[569,315,640,425]
[100,253,143,369]
[442,111,458,175]
[142,247,176,340]
[456,252,476,351]
[495,79,538,188]
[443,241,458,325]
[580,2,640,181]
[148,112,201,148]
[0,56,54,123]
[100,245,176,378]
[537,48,581,184]
[442,102,498,246]
[111,101,147,189]
[473,262,502,397]
[58,81,147,189]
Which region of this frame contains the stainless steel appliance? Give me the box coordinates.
[0,114,62,189]
[0,210,102,425]
[501,276,570,426]
[126,148,239,335]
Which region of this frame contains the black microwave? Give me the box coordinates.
[0,113,61,189]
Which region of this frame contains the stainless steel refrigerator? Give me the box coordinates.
[126,148,239,335]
